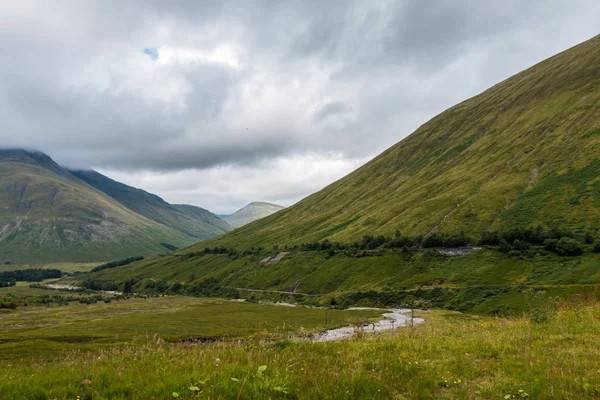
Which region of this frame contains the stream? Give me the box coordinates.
[316,308,425,342]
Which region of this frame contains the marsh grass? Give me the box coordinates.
[1,296,600,399]
[0,297,381,361]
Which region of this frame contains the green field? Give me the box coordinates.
[0,285,86,299]
[1,297,599,399]
[0,262,100,273]
[0,296,380,361]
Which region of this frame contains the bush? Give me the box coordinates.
[498,239,512,253]
[544,238,559,252]
[525,290,559,323]
[81,280,119,291]
[555,237,583,256]
[585,232,594,244]
[422,233,469,248]
[543,237,583,256]
[0,301,18,309]
[512,239,530,251]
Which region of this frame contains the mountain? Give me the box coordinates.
[223,202,285,228]
[0,150,223,263]
[70,170,231,240]
[193,34,600,250]
[80,35,600,314]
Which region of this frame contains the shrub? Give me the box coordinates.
[479,231,501,245]
[555,237,583,256]
[512,239,530,251]
[498,239,512,253]
[585,232,594,244]
[525,290,559,323]
[0,301,18,309]
[543,238,558,252]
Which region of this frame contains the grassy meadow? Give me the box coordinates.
[1,296,599,399]
[0,296,380,361]
[0,262,100,273]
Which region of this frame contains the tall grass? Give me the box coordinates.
[2,297,600,399]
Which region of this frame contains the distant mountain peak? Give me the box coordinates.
[224,202,285,228]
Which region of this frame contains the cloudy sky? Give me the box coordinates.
[1,1,598,213]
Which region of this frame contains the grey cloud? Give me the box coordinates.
[0,1,599,210]
[313,101,350,122]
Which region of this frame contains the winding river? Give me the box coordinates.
[316,308,425,342]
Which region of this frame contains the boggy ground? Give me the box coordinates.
[1,295,600,399]
[0,296,380,361]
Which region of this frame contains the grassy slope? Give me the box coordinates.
[83,247,600,313]
[224,202,286,228]
[0,151,196,263]
[195,34,600,251]
[70,170,232,239]
[2,301,599,399]
[82,36,600,314]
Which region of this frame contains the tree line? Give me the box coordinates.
[286,225,596,257]
[0,269,62,287]
[91,256,144,273]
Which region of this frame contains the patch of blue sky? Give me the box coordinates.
[143,47,159,61]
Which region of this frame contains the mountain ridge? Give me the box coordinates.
[0,150,229,263]
[70,169,232,240]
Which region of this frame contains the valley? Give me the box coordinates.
[1,291,599,399]
[1,20,600,400]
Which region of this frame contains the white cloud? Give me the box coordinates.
[100,153,364,213]
[0,1,599,212]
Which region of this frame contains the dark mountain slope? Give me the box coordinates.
[70,170,232,240]
[0,151,196,263]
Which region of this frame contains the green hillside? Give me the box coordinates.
[80,35,600,313]
[81,246,600,313]
[70,170,231,239]
[193,34,600,250]
[0,150,198,263]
